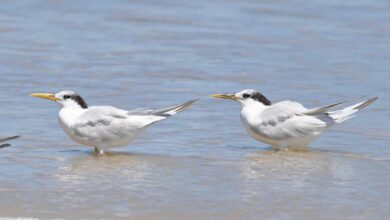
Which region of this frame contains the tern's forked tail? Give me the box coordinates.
[328,97,378,123]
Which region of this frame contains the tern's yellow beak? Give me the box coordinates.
[30,93,60,101]
[210,93,238,101]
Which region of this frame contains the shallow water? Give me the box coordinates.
[0,0,389,219]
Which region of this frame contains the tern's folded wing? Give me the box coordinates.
[126,99,198,125]
[253,106,327,140]
[127,99,198,117]
[303,101,346,116]
[70,107,149,143]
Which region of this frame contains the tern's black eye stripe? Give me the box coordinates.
[243,93,250,99]
[64,95,71,99]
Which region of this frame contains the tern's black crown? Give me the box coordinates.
[252,92,271,106]
[64,94,88,109]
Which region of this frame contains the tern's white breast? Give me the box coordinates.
[58,107,94,147]
[240,104,278,146]
[240,112,277,146]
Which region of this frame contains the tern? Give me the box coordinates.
[0,136,20,149]
[211,89,377,149]
[31,91,198,155]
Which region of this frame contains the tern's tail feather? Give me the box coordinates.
[328,97,378,123]
[155,99,199,117]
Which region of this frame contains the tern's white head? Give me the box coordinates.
[210,89,271,107]
[30,91,88,109]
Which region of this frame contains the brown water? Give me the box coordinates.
[0,0,389,219]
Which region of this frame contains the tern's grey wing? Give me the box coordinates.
[0,136,19,149]
[253,104,327,140]
[125,99,198,127]
[0,143,10,149]
[126,108,155,115]
[152,99,198,116]
[274,101,308,112]
[276,100,345,123]
[303,101,346,116]
[127,99,198,117]
[70,100,197,145]
[74,106,129,127]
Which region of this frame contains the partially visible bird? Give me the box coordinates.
[211,89,377,149]
[31,91,198,155]
[0,136,20,149]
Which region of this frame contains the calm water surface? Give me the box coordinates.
[0,0,389,219]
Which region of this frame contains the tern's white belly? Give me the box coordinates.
[240,113,322,148]
[241,118,277,146]
[59,118,140,149]
[58,107,140,149]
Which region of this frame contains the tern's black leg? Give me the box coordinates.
[94,147,105,156]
